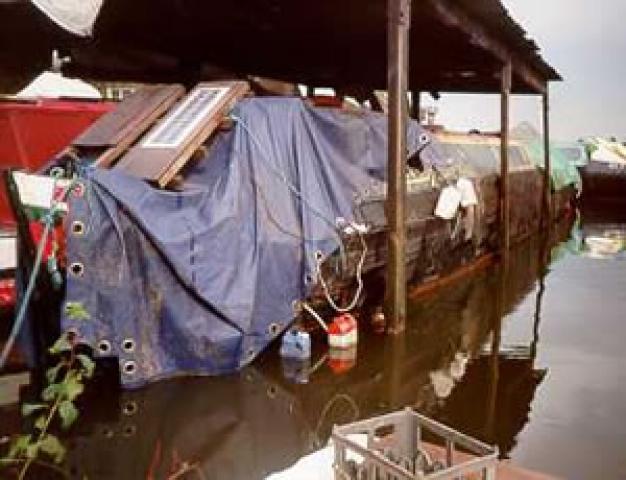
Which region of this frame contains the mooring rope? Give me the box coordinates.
[0,175,76,371]
[315,226,367,313]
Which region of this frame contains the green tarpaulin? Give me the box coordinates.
[522,140,582,192]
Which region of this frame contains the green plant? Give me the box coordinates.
[1,331,94,480]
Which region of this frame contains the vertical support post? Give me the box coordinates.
[542,86,552,223]
[411,90,421,120]
[500,61,512,252]
[385,0,411,334]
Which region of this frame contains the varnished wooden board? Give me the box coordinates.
[72,84,185,168]
[115,81,249,187]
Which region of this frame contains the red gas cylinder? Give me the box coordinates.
[327,313,358,349]
[328,346,357,374]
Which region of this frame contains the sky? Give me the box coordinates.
[421,0,626,141]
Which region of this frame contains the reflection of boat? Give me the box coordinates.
[436,353,547,457]
[581,224,626,260]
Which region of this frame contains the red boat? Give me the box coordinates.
[0,98,112,311]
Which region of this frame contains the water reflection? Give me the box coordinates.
[1,219,577,480]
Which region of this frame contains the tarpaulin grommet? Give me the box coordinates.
[122,401,138,416]
[122,338,136,353]
[97,340,112,355]
[69,262,85,277]
[71,221,85,236]
[122,360,137,376]
[101,427,114,439]
[268,323,281,336]
[122,424,136,437]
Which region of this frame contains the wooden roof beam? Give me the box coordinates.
[426,0,547,94]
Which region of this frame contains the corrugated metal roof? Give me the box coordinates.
[0,0,560,94]
[459,0,560,81]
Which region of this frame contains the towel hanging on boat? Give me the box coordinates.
[434,177,477,220]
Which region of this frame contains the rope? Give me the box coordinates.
[302,302,328,332]
[315,225,367,313]
[230,113,366,302]
[0,175,76,371]
[230,114,342,236]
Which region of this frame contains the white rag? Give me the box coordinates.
[32,0,104,37]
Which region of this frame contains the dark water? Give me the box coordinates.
[1,206,625,480]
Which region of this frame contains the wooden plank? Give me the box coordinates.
[115,81,249,187]
[72,84,185,168]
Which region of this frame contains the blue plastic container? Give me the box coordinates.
[279,329,311,360]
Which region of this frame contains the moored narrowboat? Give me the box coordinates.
[3,86,577,387]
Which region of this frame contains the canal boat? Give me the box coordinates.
[0,96,112,314]
[312,127,576,304]
[4,85,577,388]
[580,138,626,201]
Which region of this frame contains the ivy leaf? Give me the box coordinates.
[21,403,48,417]
[46,364,63,383]
[58,400,79,430]
[65,302,90,321]
[49,335,72,355]
[39,434,66,464]
[7,434,31,458]
[77,354,95,379]
[34,415,47,431]
[25,442,40,459]
[60,374,84,402]
[42,383,62,402]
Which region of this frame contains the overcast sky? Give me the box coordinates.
[421,0,626,141]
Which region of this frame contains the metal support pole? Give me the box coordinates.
[385,0,411,334]
[542,87,552,223]
[500,61,512,252]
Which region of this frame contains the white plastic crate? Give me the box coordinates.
[332,407,498,480]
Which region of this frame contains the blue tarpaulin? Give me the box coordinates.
[61,98,445,387]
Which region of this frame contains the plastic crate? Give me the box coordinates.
[332,408,498,480]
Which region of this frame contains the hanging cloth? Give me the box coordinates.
[31,0,104,37]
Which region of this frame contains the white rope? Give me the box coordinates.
[230,113,367,312]
[302,302,328,333]
[315,224,367,313]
